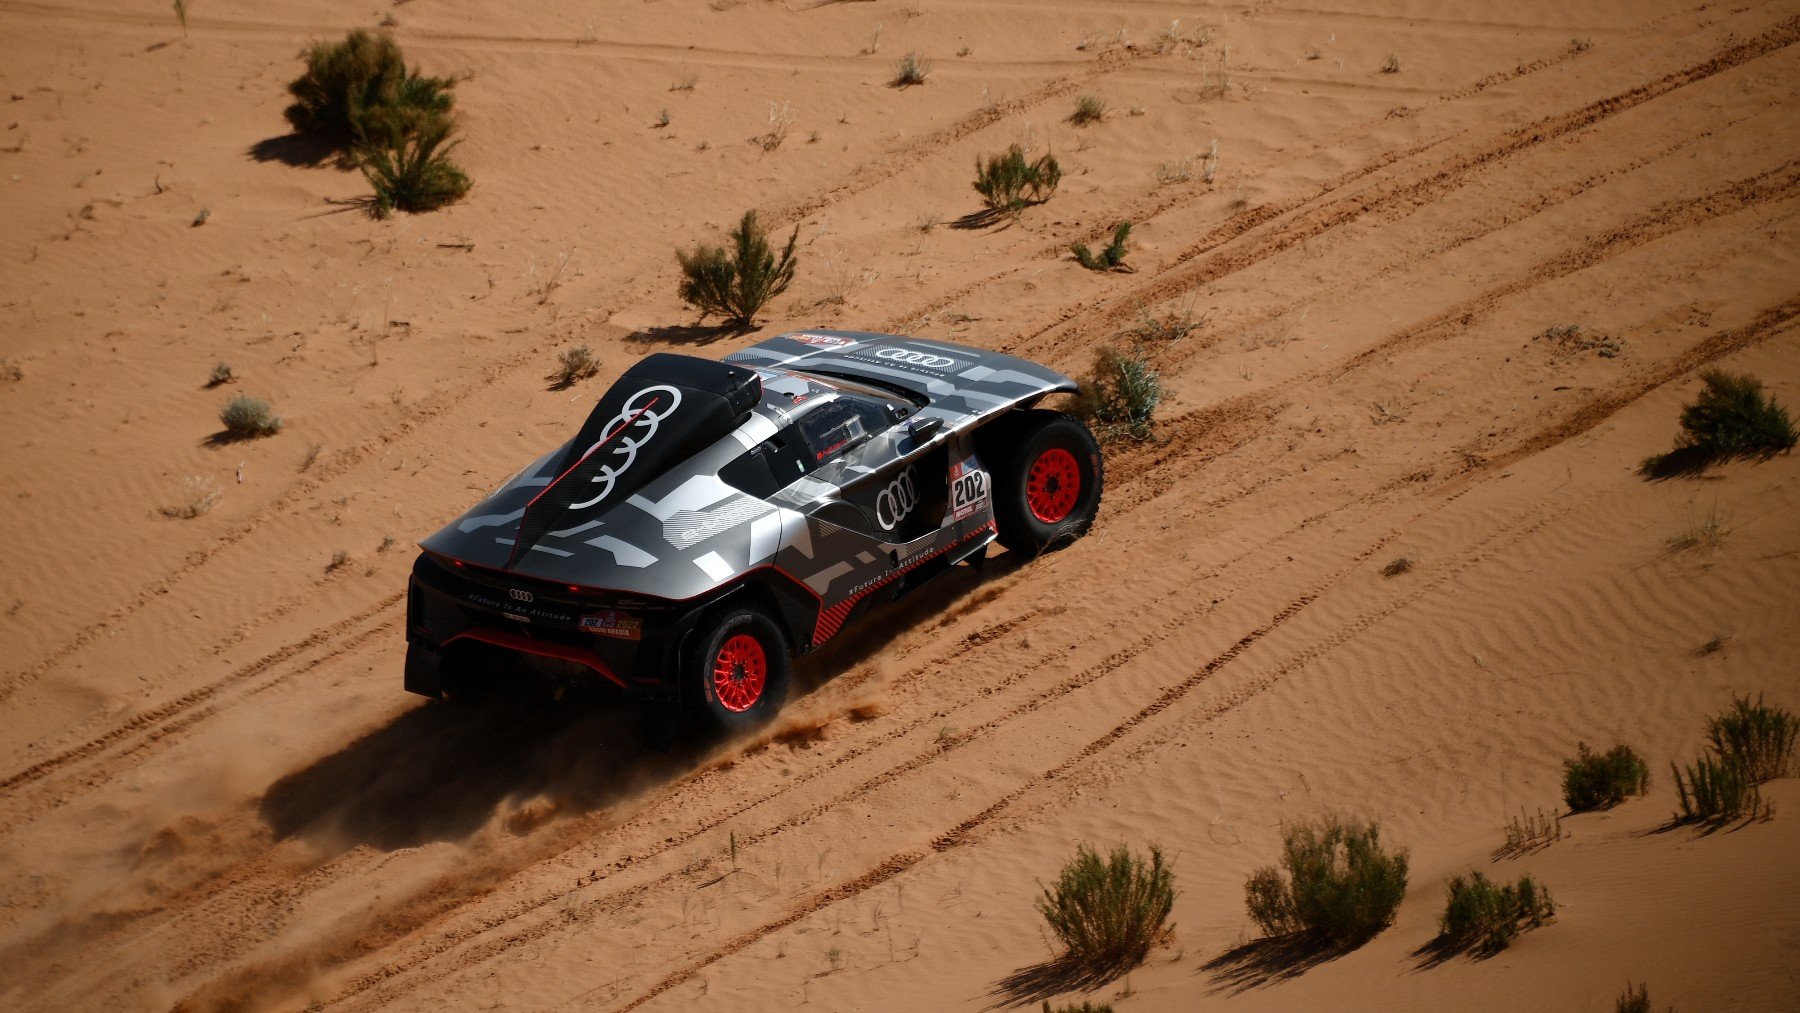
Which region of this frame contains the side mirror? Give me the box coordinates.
[907,416,943,443]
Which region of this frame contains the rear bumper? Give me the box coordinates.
[405,554,697,702]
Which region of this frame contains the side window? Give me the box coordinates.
[720,428,812,498]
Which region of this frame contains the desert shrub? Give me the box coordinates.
[1035,843,1175,973]
[160,475,221,520]
[1042,1004,1113,1013]
[1494,806,1563,858]
[2,357,25,382]
[1561,742,1650,812]
[1072,223,1131,272]
[1069,93,1107,125]
[284,30,454,150]
[1705,694,1797,782]
[1438,871,1554,953]
[1244,815,1409,944]
[1672,753,1768,824]
[552,344,600,386]
[891,51,931,87]
[972,145,1062,219]
[1074,346,1160,442]
[1380,555,1413,577]
[206,361,235,387]
[676,211,799,330]
[1616,982,1661,1013]
[1129,300,1203,345]
[1381,53,1401,73]
[220,394,281,438]
[1657,370,1798,467]
[358,119,471,218]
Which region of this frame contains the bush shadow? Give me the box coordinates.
[624,323,746,348]
[1637,446,1717,480]
[1199,935,1354,994]
[259,694,694,854]
[247,132,347,169]
[987,955,1128,1007]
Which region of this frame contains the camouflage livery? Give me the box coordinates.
[405,330,1075,703]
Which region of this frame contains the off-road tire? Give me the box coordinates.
[983,409,1103,557]
[688,605,791,733]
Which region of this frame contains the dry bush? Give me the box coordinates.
[206,361,235,388]
[1380,555,1413,577]
[676,210,798,330]
[759,100,794,151]
[1494,807,1563,859]
[1036,844,1175,975]
[1069,93,1107,125]
[891,51,931,87]
[1245,815,1408,944]
[220,394,282,439]
[1,357,24,382]
[161,475,221,520]
[551,345,599,386]
[1380,53,1401,73]
[1561,742,1649,812]
[1129,300,1203,345]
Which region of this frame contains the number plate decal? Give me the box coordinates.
[949,456,989,522]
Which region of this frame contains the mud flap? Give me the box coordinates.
[403,642,445,700]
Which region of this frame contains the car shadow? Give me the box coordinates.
[260,552,1015,854]
[259,694,694,853]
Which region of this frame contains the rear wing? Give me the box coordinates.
[725,330,1076,420]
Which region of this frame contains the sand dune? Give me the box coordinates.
[2,0,1797,1009]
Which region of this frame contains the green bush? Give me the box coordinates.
[1705,694,1797,783]
[1244,815,1409,944]
[1561,742,1650,812]
[357,119,471,218]
[1439,871,1554,953]
[220,394,281,438]
[973,145,1062,219]
[1072,223,1131,272]
[1074,346,1160,443]
[1036,843,1175,973]
[1671,753,1768,824]
[284,29,454,150]
[676,210,799,330]
[1647,370,1798,472]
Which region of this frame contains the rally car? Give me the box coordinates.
[404,330,1103,730]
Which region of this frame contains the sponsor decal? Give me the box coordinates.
[874,347,958,369]
[789,332,859,349]
[580,610,643,641]
[567,385,684,510]
[874,467,921,531]
[949,456,989,522]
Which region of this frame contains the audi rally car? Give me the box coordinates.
[405,330,1102,730]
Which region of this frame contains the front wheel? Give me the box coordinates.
[687,606,792,733]
[986,410,1103,557]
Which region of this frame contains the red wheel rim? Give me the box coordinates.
[1026,447,1082,523]
[712,634,767,713]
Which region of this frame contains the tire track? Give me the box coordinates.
[1001,15,1800,357]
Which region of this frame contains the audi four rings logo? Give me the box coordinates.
[874,468,921,531]
[509,588,534,602]
[567,385,684,510]
[874,348,957,369]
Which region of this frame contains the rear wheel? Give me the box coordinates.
[985,410,1103,557]
[688,606,791,733]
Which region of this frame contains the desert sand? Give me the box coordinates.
[2,0,1798,1010]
